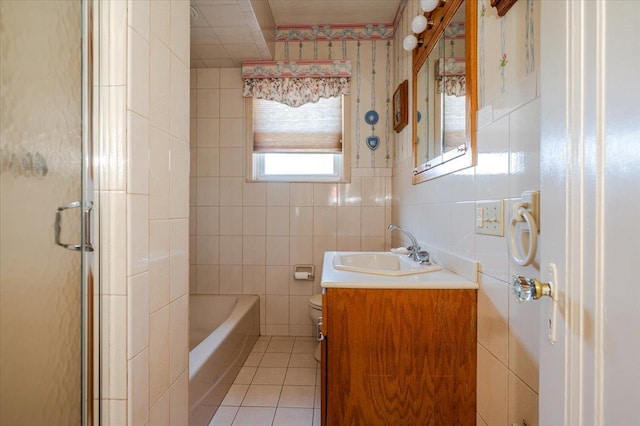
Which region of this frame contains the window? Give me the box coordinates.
[245,95,351,182]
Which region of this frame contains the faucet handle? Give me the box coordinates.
[415,250,430,264]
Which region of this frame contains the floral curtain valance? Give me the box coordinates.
[242,60,351,107]
[437,58,466,97]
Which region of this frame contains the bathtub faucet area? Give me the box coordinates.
[387,224,430,264]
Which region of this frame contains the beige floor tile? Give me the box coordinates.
[208,406,238,426]
[288,353,318,368]
[243,352,264,367]
[232,407,276,426]
[221,384,248,406]
[284,368,317,386]
[272,407,314,426]
[233,366,257,384]
[252,367,287,385]
[292,340,317,354]
[266,339,295,353]
[278,385,316,408]
[242,384,282,407]
[259,352,291,367]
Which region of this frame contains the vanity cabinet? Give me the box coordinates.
[321,288,476,426]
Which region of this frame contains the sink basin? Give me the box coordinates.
[332,252,441,276]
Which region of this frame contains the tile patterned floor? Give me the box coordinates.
[209,336,321,426]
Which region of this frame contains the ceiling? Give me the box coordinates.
[190,0,403,68]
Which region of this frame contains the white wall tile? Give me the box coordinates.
[196,177,220,206]
[220,68,243,89]
[266,207,290,236]
[197,68,220,89]
[128,349,150,426]
[243,236,266,265]
[219,89,244,118]
[196,118,220,147]
[196,206,219,236]
[170,219,189,301]
[150,128,171,219]
[127,29,150,117]
[266,295,290,325]
[169,295,189,383]
[290,207,313,236]
[508,283,540,393]
[220,118,244,147]
[508,372,539,426]
[243,206,266,236]
[169,139,190,218]
[149,305,170,405]
[266,183,290,206]
[149,390,170,426]
[150,35,171,133]
[313,184,337,206]
[170,0,190,66]
[478,274,509,364]
[337,207,361,237]
[509,99,541,198]
[220,206,243,235]
[170,55,190,142]
[127,272,150,359]
[219,177,243,205]
[127,111,150,195]
[290,183,314,206]
[266,237,290,266]
[243,265,266,294]
[196,89,220,118]
[149,0,170,46]
[266,266,290,295]
[196,265,220,294]
[169,369,189,426]
[243,182,266,206]
[313,206,337,237]
[195,148,219,177]
[127,194,149,276]
[477,344,508,426]
[361,206,385,237]
[219,265,243,294]
[219,236,243,265]
[196,236,219,265]
[219,147,244,177]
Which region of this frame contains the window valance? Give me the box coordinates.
[437,58,466,97]
[242,60,351,107]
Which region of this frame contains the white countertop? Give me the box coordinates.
[320,251,479,290]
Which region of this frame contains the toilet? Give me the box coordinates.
[308,294,323,361]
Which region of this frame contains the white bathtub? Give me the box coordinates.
[189,294,260,425]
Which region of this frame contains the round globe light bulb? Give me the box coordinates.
[411,14,428,34]
[420,0,439,12]
[403,34,418,51]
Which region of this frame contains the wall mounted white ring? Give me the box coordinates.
[509,206,538,266]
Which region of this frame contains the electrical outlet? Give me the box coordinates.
[475,200,504,236]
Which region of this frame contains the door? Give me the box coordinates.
[539,1,640,423]
[0,1,94,424]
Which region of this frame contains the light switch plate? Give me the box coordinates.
[475,200,504,236]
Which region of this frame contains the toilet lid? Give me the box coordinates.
[309,294,322,309]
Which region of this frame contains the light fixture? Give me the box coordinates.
[421,0,446,13]
[403,14,434,52]
[403,34,420,51]
[411,14,428,33]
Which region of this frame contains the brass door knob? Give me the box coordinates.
[512,274,552,303]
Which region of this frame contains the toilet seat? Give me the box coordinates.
[309,294,322,309]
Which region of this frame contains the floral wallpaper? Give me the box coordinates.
[478,0,538,108]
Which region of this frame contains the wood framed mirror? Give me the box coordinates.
[412,0,477,184]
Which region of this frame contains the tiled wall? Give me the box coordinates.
[189,40,394,336]
[98,1,190,424]
[393,0,540,425]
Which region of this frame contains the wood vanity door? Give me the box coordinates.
[324,288,476,426]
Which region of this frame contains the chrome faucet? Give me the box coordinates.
[387,224,430,264]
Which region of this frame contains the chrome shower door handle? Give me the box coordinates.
[55,200,93,251]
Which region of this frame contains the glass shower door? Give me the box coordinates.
[0,1,92,424]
